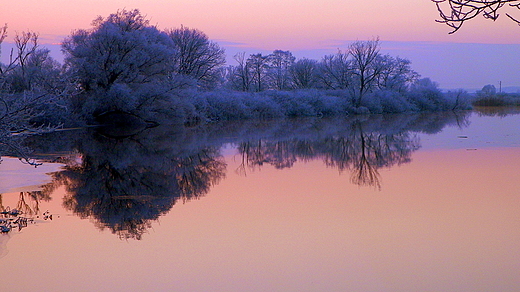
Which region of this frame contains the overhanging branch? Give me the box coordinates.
[432,0,520,33]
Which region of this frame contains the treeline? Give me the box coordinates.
[473,84,520,107]
[0,9,472,128]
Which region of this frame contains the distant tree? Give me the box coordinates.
[0,23,7,54]
[0,23,11,84]
[23,48,63,93]
[473,84,510,106]
[478,84,497,97]
[433,0,520,33]
[166,25,225,89]
[5,48,63,94]
[265,50,295,90]
[289,58,318,89]
[0,29,41,92]
[445,89,472,110]
[0,25,68,129]
[478,84,497,95]
[14,31,39,78]
[4,31,65,94]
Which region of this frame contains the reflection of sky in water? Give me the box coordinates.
[0,158,64,193]
[0,111,519,291]
[420,111,520,150]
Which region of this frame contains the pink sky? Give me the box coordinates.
[1,0,519,89]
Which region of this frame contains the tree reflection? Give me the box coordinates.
[0,191,53,235]
[474,106,520,117]
[45,128,226,240]
[23,111,470,239]
[236,115,447,189]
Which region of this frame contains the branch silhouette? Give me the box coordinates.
[433,0,520,33]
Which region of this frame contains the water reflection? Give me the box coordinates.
[236,113,467,188]
[26,111,469,239]
[474,106,520,117]
[237,121,421,188]
[39,129,226,239]
[0,191,53,236]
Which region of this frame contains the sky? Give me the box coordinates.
[1,0,519,90]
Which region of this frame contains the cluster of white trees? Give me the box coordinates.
[225,39,419,108]
[0,9,471,126]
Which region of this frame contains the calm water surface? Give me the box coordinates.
[0,110,519,292]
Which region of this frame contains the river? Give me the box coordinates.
[1,109,519,292]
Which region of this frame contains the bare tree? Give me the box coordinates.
[349,38,383,107]
[289,58,318,89]
[166,25,225,89]
[0,24,20,90]
[228,52,253,91]
[376,55,419,93]
[433,0,520,33]
[0,24,8,70]
[266,50,295,90]
[247,53,269,92]
[2,31,41,92]
[14,31,39,77]
[317,49,352,89]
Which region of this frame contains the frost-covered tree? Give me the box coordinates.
[0,29,42,92]
[166,26,225,89]
[0,25,68,130]
[22,48,63,93]
[247,53,269,92]
[0,23,6,59]
[14,31,39,79]
[228,50,295,91]
[317,49,352,90]
[289,58,318,89]
[318,39,392,107]
[407,78,449,111]
[61,9,179,119]
[376,55,419,93]
[349,38,384,107]
[433,0,520,33]
[265,50,295,90]
[227,52,253,91]
[4,30,66,95]
[62,9,175,92]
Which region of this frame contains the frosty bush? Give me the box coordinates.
[406,78,449,111]
[196,91,251,121]
[372,90,417,113]
[242,94,284,119]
